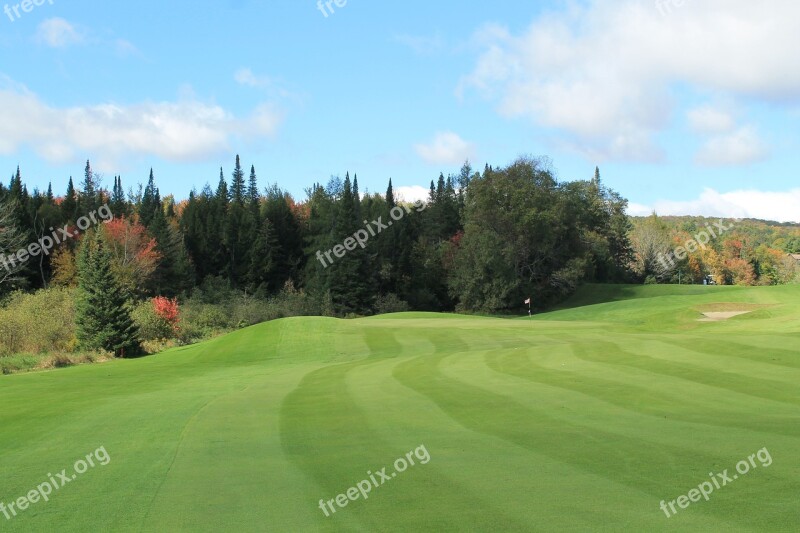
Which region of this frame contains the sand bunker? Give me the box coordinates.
[695,302,770,322]
[698,311,752,322]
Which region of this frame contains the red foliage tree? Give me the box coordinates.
[152,296,180,332]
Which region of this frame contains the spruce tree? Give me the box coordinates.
[247,165,260,215]
[248,216,280,293]
[140,169,159,228]
[62,177,78,222]
[231,155,246,206]
[79,160,99,215]
[386,178,395,208]
[327,174,372,314]
[111,176,129,217]
[76,231,140,357]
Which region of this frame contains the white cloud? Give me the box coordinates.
[415,132,475,166]
[234,68,299,103]
[461,0,800,161]
[695,126,769,166]
[688,106,736,134]
[35,18,84,48]
[394,185,430,204]
[234,68,270,88]
[0,77,284,168]
[630,187,800,223]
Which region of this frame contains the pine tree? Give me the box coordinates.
[231,155,246,206]
[327,174,372,314]
[75,231,140,357]
[62,177,78,222]
[247,165,260,215]
[248,216,280,293]
[263,185,303,289]
[111,176,128,217]
[386,178,395,208]
[148,208,194,296]
[140,169,160,228]
[79,160,98,215]
[353,174,361,219]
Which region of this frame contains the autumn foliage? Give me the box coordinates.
[152,296,180,332]
[100,217,161,294]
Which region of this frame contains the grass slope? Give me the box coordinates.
[1,285,799,531]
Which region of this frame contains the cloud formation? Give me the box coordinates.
[629,187,800,223]
[35,18,84,48]
[0,77,283,169]
[415,132,475,166]
[462,0,800,162]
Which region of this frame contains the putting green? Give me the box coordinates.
[1,284,799,531]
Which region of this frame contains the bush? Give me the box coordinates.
[132,300,174,343]
[375,293,410,315]
[0,287,77,356]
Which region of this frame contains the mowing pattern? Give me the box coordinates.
[1,286,799,531]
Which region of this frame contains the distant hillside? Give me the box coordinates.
[627,214,800,286]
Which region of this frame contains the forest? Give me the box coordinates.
[0,155,797,366]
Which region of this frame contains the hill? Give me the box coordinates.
[1,285,798,531]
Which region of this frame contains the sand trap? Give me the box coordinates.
[698,311,752,322]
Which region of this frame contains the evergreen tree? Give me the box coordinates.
[247,165,260,215]
[327,173,372,314]
[139,169,160,228]
[79,160,99,215]
[248,216,280,293]
[62,177,78,222]
[263,184,303,289]
[149,208,194,296]
[75,230,140,357]
[231,155,246,206]
[386,178,395,208]
[111,176,129,217]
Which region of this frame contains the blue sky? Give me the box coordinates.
[1,0,799,221]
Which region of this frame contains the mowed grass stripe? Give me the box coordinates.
[391,347,755,530]
[572,340,800,407]
[483,345,800,440]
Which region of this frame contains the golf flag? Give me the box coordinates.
[524,298,531,305]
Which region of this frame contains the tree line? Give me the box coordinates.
[0,155,641,324]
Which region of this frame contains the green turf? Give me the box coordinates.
[1,285,799,531]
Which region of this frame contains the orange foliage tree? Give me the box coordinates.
[152,296,180,332]
[100,217,161,295]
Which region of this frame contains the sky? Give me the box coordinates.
[1,0,799,221]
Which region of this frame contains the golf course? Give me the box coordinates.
[1,284,798,532]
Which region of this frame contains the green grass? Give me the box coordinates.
[1,285,799,531]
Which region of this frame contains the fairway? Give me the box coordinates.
[1,285,799,532]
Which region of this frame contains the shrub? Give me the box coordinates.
[375,293,410,315]
[0,287,77,356]
[132,300,174,343]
